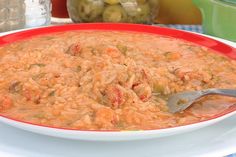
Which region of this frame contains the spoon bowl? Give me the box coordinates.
[167,89,236,113]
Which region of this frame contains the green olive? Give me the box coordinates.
[103,5,128,22]
[120,0,139,16]
[130,3,151,23]
[136,0,147,4]
[77,0,104,22]
[104,0,120,5]
[67,0,80,22]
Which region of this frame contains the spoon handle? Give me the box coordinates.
[201,89,236,98]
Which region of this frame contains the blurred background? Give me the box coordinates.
[0,0,235,41]
[51,0,202,24]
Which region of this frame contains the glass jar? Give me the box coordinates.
[67,0,159,24]
[25,0,51,28]
[0,0,25,32]
[0,0,51,32]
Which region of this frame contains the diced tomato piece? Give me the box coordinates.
[175,68,193,80]
[105,47,121,58]
[23,88,41,104]
[106,85,125,108]
[132,82,140,89]
[133,83,152,102]
[0,95,13,111]
[165,52,182,61]
[66,43,82,56]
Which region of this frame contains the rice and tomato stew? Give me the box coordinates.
[0,31,236,131]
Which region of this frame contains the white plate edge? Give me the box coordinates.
[1,26,236,157]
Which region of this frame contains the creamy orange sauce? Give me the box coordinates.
[0,31,235,130]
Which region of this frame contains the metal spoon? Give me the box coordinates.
[167,89,236,113]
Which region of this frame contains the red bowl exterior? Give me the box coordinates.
[0,23,236,132]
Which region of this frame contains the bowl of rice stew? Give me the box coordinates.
[0,23,236,141]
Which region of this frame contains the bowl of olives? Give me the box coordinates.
[67,0,159,24]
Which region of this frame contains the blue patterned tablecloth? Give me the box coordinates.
[157,24,203,34]
[162,24,234,157]
[168,24,203,33]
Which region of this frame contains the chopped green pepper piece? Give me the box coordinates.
[116,44,127,55]
[33,114,45,119]
[32,73,46,81]
[48,91,55,97]
[9,81,22,93]
[29,63,46,69]
[77,65,82,72]
[153,83,165,94]
[177,99,187,106]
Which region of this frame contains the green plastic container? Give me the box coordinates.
[193,0,236,42]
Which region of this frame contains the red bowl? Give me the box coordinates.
[1,23,236,58]
[0,23,236,141]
